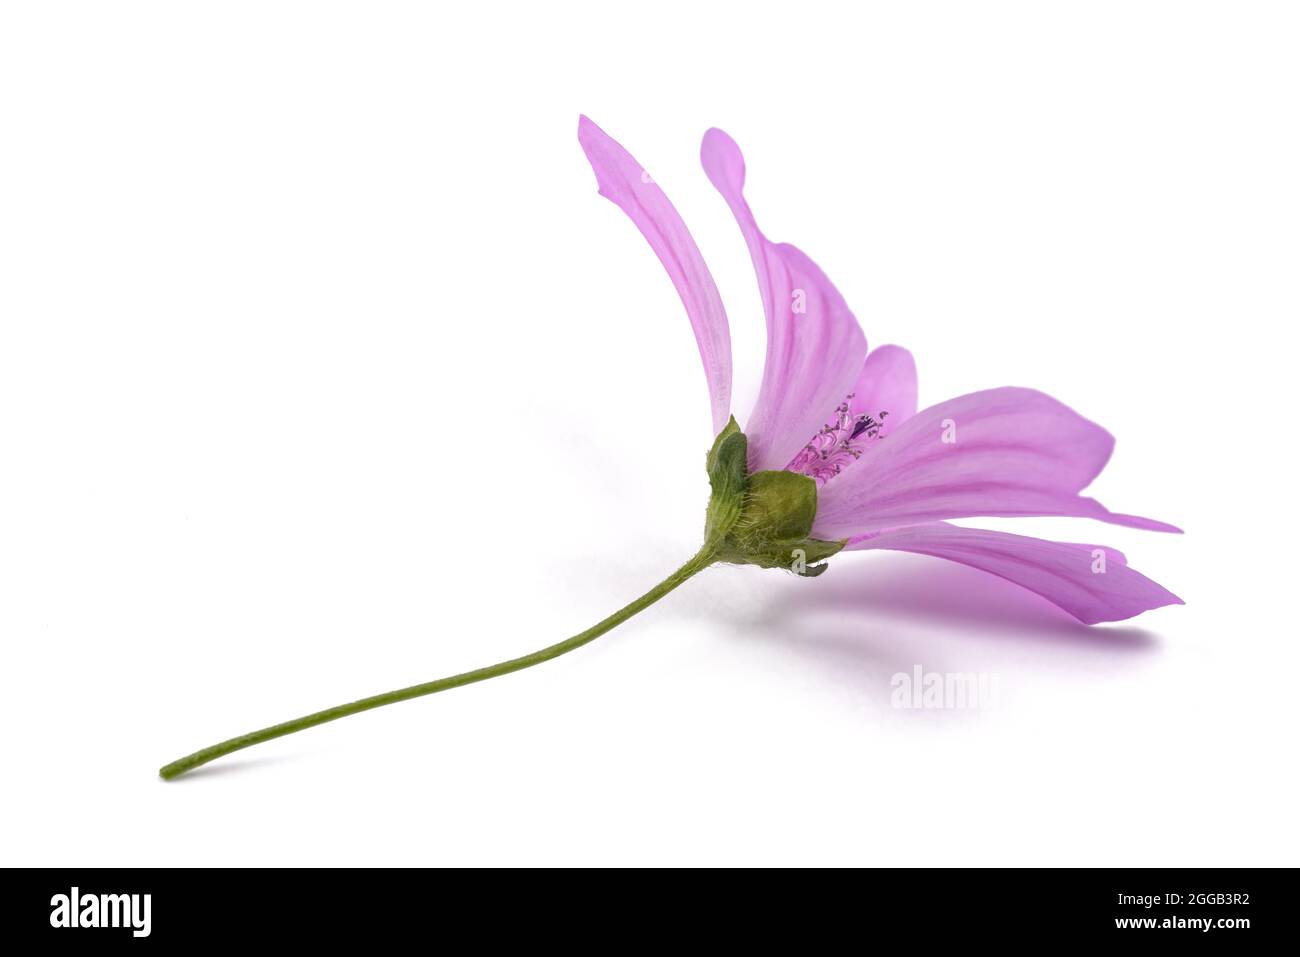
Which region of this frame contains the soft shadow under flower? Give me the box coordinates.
[708,554,1161,705]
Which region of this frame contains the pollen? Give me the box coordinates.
[786,394,887,485]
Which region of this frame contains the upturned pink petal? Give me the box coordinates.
[812,387,1181,539]
[701,128,867,471]
[845,523,1183,624]
[578,116,732,434]
[850,344,918,429]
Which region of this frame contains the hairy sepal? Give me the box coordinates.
[703,421,846,577]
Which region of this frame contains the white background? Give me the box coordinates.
[2,2,1296,866]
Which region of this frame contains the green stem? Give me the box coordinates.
[159,547,716,780]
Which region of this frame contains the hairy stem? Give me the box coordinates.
[159,548,715,780]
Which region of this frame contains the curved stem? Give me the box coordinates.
[159,547,716,780]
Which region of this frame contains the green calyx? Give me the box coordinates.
[703,417,846,577]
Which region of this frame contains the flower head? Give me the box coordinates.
[579,116,1181,624]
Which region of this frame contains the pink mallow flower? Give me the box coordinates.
[158,118,1181,779]
[578,115,1181,625]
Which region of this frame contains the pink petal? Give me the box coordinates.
[850,344,918,428]
[812,387,1181,539]
[846,523,1183,624]
[701,128,866,470]
[578,116,732,434]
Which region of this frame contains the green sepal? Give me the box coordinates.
[731,470,818,544]
[706,415,744,478]
[715,535,847,577]
[704,416,748,543]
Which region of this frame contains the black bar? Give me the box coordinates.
[1,867,1289,946]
